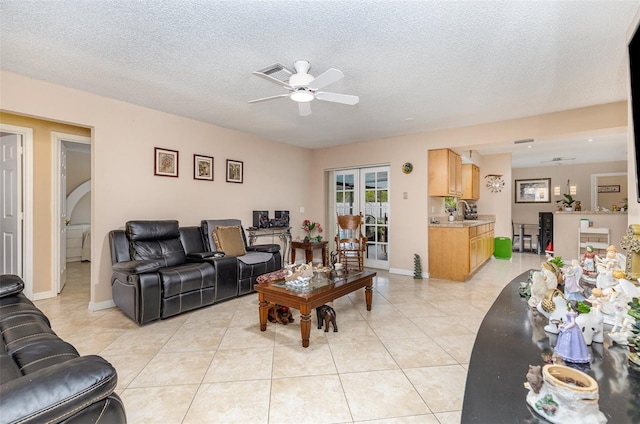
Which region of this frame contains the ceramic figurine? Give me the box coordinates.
[563,260,585,302]
[529,268,558,309]
[554,305,591,364]
[526,365,543,394]
[525,364,606,424]
[595,245,625,289]
[581,246,597,278]
[537,289,568,334]
[607,291,634,345]
[576,301,604,345]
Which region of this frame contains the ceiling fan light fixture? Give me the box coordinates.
[290,90,314,103]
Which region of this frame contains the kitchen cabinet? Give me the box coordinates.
[428,148,462,196]
[461,164,480,200]
[429,221,494,281]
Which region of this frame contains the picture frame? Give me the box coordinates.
[515,178,551,203]
[597,185,620,193]
[226,159,243,183]
[194,154,214,181]
[154,147,179,177]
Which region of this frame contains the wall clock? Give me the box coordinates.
[402,162,413,174]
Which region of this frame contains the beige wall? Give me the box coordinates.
[596,174,628,210]
[1,71,312,307]
[512,161,628,225]
[312,102,628,274]
[1,69,636,303]
[0,112,90,294]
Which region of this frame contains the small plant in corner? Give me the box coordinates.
[413,254,423,280]
[556,194,576,210]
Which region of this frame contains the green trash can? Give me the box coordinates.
[494,237,512,259]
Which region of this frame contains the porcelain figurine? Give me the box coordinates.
[525,365,543,394]
[563,260,585,302]
[575,301,604,345]
[529,268,558,309]
[595,245,625,289]
[525,364,606,424]
[581,246,597,277]
[555,306,591,364]
[537,289,568,334]
[607,291,634,346]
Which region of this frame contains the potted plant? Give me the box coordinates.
[557,194,576,211]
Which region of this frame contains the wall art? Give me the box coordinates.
[154,147,179,177]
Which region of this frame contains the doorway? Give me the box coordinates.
[52,132,91,294]
[332,166,390,269]
[0,124,33,298]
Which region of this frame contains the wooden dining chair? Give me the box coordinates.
[335,213,368,271]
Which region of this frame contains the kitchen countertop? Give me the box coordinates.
[429,218,495,228]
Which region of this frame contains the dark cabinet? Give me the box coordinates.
[539,212,553,254]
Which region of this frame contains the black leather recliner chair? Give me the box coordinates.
[0,275,126,423]
[109,220,217,325]
[200,219,282,294]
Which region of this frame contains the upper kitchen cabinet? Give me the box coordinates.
[461,163,480,200]
[428,148,462,196]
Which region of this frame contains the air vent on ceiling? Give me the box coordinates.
[254,63,293,84]
[514,138,534,144]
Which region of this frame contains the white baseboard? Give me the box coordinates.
[389,268,429,278]
[89,299,116,311]
[32,291,56,301]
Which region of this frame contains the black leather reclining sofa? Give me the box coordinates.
[0,274,126,424]
[109,220,281,325]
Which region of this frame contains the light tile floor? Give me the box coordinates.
[36,253,543,424]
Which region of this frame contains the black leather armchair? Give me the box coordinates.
[109,220,216,325]
[0,274,126,424]
[200,219,282,295]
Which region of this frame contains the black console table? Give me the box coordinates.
[246,227,292,263]
[462,270,640,423]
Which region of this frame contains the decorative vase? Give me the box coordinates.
[565,207,574,212]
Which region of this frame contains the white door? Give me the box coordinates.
[59,143,67,291]
[0,133,22,275]
[333,166,390,270]
[361,167,389,269]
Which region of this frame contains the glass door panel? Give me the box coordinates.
[362,168,389,268]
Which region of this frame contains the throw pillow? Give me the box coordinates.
[213,226,246,257]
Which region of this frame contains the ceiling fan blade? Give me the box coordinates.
[298,102,312,116]
[248,94,289,104]
[308,68,344,90]
[315,91,359,105]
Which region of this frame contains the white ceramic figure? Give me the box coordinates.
[595,246,625,289]
[529,269,559,309]
[581,246,597,277]
[537,289,568,334]
[607,289,634,346]
[525,365,606,424]
[563,260,584,302]
[575,302,604,345]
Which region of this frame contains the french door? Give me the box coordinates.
[334,166,389,269]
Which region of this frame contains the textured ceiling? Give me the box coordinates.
[0,1,638,166]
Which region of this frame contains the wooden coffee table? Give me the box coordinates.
[255,270,376,347]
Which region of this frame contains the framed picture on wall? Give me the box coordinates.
[154,147,179,177]
[597,185,620,193]
[194,154,214,181]
[515,178,551,203]
[226,159,243,183]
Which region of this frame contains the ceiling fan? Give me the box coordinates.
[248,60,359,116]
